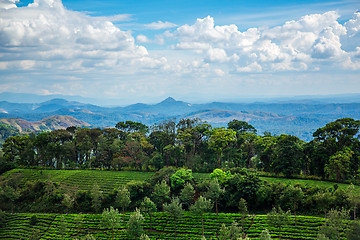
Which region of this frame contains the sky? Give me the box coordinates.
[0,0,360,105]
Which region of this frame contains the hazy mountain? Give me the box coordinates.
[0,95,359,141]
[0,115,91,133]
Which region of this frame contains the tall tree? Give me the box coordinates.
[272,134,304,176]
[280,185,304,225]
[115,185,131,223]
[179,182,195,210]
[90,183,103,213]
[140,197,157,230]
[101,206,121,240]
[208,128,236,167]
[151,180,170,210]
[205,179,225,216]
[126,208,145,239]
[163,197,183,237]
[347,184,360,220]
[267,207,290,240]
[190,196,212,236]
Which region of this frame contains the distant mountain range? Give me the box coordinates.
[1,94,360,141]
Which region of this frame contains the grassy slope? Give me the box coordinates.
[1,169,359,193]
[0,169,154,193]
[0,212,331,240]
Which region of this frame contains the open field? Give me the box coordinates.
[0,212,337,240]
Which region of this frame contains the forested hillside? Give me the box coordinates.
[0,117,360,239]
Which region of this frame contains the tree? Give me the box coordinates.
[208,128,236,167]
[151,180,170,209]
[115,121,149,134]
[170,168,193,191]
[190,196,212,236]
[140,197,156,230]
[272,134,304,176]
[204,179,224,216]
[62,193,75,213]
[210,168,232,185]
[267,207,290,239]
[346,221,360,240]
[139,234,151,240]
[347,184,360,220]
[318,208,349,240]
[126,208,144,239]
[115,185,131,223]
[280,185,304,225]
[2,185,20,214]
[260,229,272,240]
[59,215,67,240]
[218,221,243,240]
[325,148,353,181]
[163,197,183,237]
[238,198,248,228]
[314,191,335,218]
[228,119,257,134]
[101,206,121,240]
[90,183,103,213]
[179,182,195,209]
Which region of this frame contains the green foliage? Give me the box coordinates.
[115,185,131,222]
[139,234,151,240]
[318,208,349,240]
[179,182,195,209]
[29,215,38,226]
[90,183,103,213]
[163,197,183,237]
[170,168,194,190]
[190,196,212,215]
[218,221,243,240]
[260,229,272,240]
[152,180,170,209]
[126,208,145,239]
[101,206,121,240]
[346,221,360,240]
[325,148,353,181]
[210,168,232,185]
[267,207,290,239]
[140,197,156,230]
[28,228,40,240]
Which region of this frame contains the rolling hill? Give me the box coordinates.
[0,115,91,133]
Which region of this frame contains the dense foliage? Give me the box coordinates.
[0,117,360,239]
[1,118,359,182]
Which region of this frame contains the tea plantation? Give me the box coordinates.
[0,212,335,240]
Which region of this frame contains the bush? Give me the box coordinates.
[29,215,38,225]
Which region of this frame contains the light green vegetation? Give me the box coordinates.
[0,169,154,193]
[260,177,360,194]
[0,212,332,240]
[1,169,359,194]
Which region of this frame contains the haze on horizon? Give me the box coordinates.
[0,0,360,105]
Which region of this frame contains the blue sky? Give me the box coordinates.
[0,0,360,105]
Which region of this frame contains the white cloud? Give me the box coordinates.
[0,0,162,71]
[171,11,360,72]
[0,0,18,9]
[145,21,177,30]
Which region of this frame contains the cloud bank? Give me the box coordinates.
[0,0,359,103]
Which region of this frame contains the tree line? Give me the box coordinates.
[1,118,359,182]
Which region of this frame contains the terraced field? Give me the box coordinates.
[1,169,359,194]
[0,212,335,240]
[0,169,154,193]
